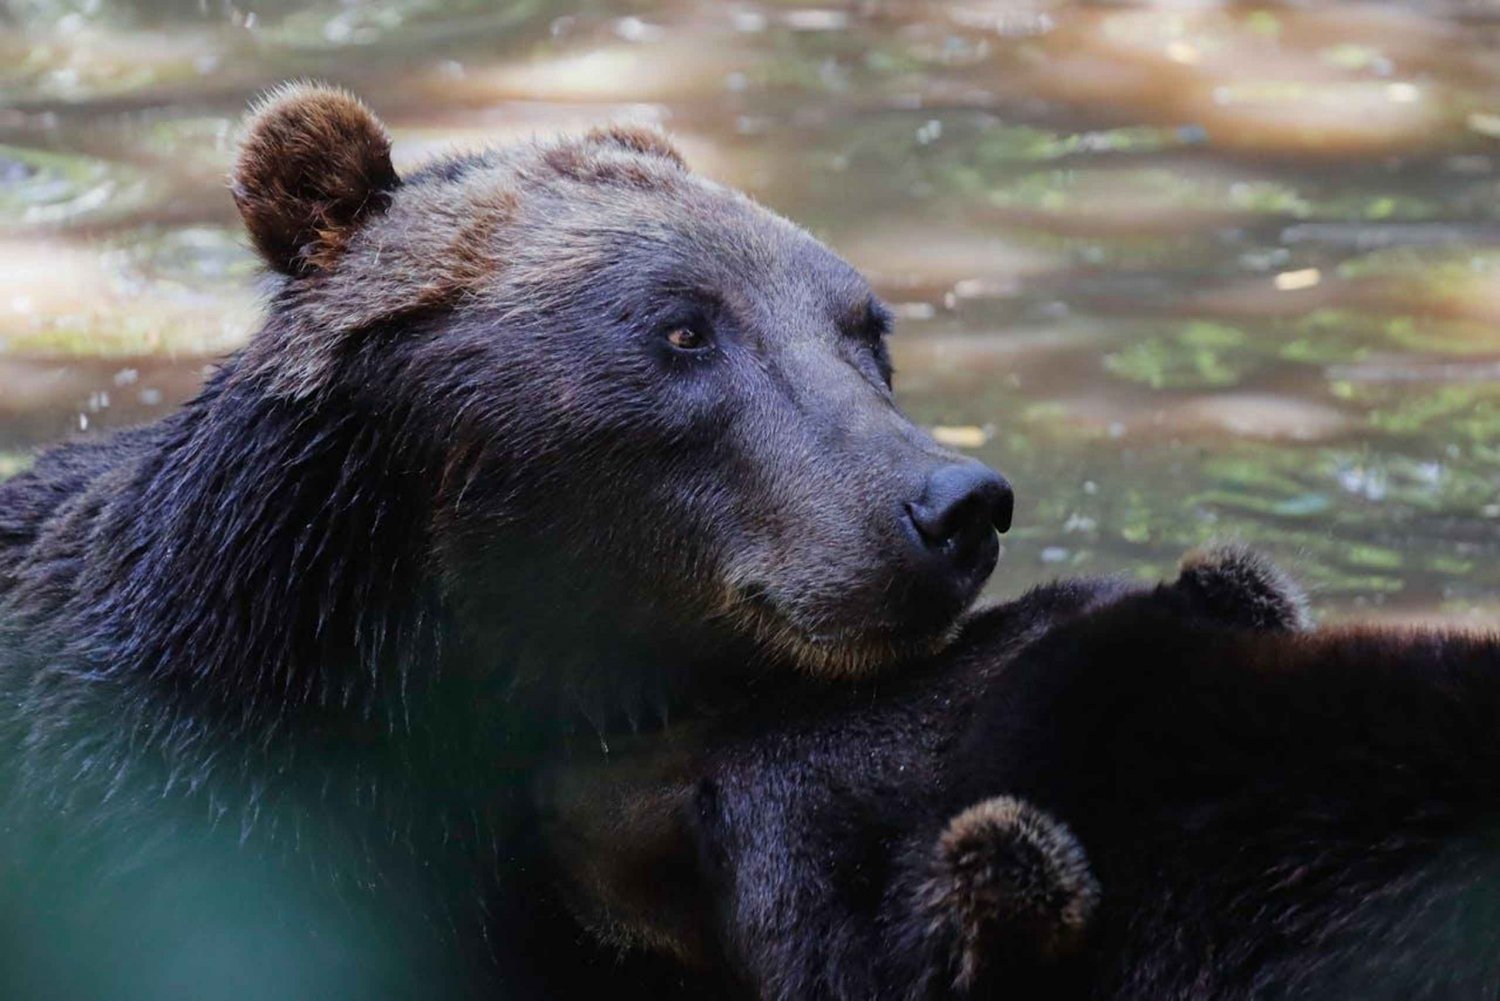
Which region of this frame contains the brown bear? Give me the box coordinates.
[0,84,1012,999]
[543,547,1500,1001]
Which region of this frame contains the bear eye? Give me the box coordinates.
[665,326,711,352]
[852,298,895,387]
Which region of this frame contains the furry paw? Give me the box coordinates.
[918,796,1099,993]
[1176,543,1310,632]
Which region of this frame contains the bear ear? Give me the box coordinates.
[1176,543,1311,632]
[231,82,399,275]
[917,796,1098,994]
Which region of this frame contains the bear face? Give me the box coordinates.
[229,84,1013,683]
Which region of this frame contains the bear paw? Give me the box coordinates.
[917,796,1099,993]
[1176,543,1311,632]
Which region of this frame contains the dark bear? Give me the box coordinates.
[543,547,1500,1000]
[0,83,1013,1000]
[539,571,1138,994]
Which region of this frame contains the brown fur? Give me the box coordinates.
[715,590,958,681]
[226,84,993,684]
[588,124,688,167]
[542,741,718,967]
[919,796,1099,992]
[230,89,693,398]
[231,82,399,275]
[1177,542,1312,633]
[544,143,677,190]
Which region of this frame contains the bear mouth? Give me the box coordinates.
[723,584,962,679]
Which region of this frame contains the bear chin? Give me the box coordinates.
[723,589,962,679]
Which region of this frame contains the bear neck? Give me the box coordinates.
[34,352,746,751]
[95,364,452,733]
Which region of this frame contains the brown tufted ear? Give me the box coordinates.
[918,796,1099,993]
[231,82,400,275]
[1176,543,1311,632]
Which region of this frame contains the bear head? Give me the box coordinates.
[228,83,1014,686]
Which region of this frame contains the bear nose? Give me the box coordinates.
[906,462,1014,567]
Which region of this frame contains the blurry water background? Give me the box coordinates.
[2,0,1499,624]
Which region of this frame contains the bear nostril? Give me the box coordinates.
[992,483,1014,535]
[907,463,1015,558]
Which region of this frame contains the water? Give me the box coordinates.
[2,0,1499,624]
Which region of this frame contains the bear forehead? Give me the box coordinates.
[278,132,828,336]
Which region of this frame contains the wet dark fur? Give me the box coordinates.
[546,560,1500,1000]
[0,349,598,999]
[955,594,1500,1001]
[541,577,1137,1000]
[0,85,995,999]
